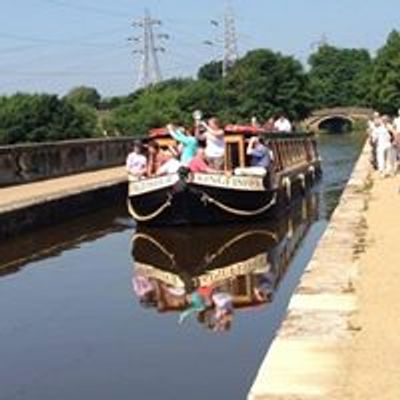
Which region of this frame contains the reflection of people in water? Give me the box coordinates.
[178,286,234,332]
[131,193,319,332]
[178,291,207,324]
[131,269,276,332]
[132,273,157,307]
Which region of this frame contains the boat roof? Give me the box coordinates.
[148,125,314,140]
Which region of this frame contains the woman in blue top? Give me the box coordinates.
[167,123,198,166]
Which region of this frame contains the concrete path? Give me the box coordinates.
[248,142,371,400]
[0,166,126,213]
[344,174,400,400]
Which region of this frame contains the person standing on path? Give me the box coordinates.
[392,109,400,167]
[372,118,393,177]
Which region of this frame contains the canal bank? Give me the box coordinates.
[0,166,127,239]
[248,140,371,400]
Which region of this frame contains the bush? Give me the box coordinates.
[0,93,99,145]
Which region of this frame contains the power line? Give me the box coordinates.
[40,0,128,19]
[129,10,168,90]
[0,30,124,49]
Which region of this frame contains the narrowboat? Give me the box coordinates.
[127,125,321,226]
[131,194,318,315]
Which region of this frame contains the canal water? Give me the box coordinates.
[0,133,365,400]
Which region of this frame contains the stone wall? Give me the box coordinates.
[248,141,371,400]
[0,138,135,187]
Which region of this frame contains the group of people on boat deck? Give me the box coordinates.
[126,116,275,179]
[251,114,293,133]
[368,111,400,177]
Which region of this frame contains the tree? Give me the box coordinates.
[198,61,223,82]
[308,45,372,108]
[370,30,400,115]
[64,86,101,108]
[223,49,313,121]
[0,93,99,145]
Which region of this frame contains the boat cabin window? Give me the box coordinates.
[224,135,245,170]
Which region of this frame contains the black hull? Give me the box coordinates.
[128,169,318,226]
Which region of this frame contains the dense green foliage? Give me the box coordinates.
[223,49,312,121]
[3,30,400,144]
[0,93,99,145]
[308,45,372,108]
[370,30,400,115]
[105,49,312,136]
[103,78,224,136]
[198,61,223,82]
[64,86,101,108]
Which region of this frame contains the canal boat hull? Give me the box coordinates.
[127,161,320,226]
[127,132,321,226]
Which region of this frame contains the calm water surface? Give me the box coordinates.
[0,133,365,400]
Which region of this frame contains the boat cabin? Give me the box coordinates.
[147,125,319,175]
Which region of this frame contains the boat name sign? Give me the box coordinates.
[129,174,179,196]
[192,173,265,192]
[135,254,269,288]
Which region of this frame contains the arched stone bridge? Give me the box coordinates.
[304,107,374,133]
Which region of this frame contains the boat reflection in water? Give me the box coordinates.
[131,195,319,332]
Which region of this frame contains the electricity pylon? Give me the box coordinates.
[205,2,239,77]
[129,10,168,89]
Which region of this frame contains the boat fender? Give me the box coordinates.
[262,172,271,190]
[282,177,292,201]
[298,173,306,191]
[308,165,316,181]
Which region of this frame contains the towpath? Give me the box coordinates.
[0,166,126,213]
[248,143,400,400]
[344,174,400,399]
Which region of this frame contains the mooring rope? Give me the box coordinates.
[200,192,277,217]
[127,194,172,222]
[132,232,176,266]
[202,229,279,267]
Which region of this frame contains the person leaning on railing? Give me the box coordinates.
[234,136,274,178]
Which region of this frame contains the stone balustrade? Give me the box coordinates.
[0,137,135,187]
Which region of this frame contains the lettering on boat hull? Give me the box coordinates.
[192,173,266,192]
[129,174,179,196]
[135,254,269,288]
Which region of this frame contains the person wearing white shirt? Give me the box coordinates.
[126,142,147,179]
[372,119,393,176]
[274,115,292,133]
[200,118,225,170]
[157,150,181,175]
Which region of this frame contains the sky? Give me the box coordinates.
[1,0,400,97]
